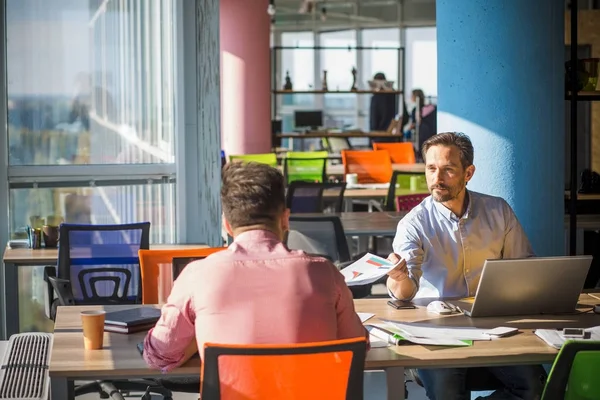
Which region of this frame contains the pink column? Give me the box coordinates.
[220,0,271,156]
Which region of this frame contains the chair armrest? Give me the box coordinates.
[44,267,75,313]
[42,266,56,320]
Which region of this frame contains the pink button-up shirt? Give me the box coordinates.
[143,229,366,372]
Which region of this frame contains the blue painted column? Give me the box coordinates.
[437,0,565,256]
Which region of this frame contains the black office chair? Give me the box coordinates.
[43,222,174,400]
[286,181,346,213]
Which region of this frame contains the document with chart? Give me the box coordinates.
[341,253,399,286]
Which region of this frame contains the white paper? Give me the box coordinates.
[371,324,471,347]
[535,326,600,349]
[358,312,375,323]
[368,334,390,348]
[381,320,492,341]
[341,253,398,286]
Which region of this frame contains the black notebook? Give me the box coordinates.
[104,307,161,327]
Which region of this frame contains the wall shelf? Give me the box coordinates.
[272,90,403,95]
[566,90,600,101]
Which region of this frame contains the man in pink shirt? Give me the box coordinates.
[144,161,367,372]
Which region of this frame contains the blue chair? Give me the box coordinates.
[43,222,172,400]
[44,222,150,318]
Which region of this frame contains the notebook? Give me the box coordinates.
[104,322,156,334]
[104,307,161,327]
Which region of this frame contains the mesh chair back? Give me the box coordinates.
[57,222,150,305]
[286,216,350,263]
[373,142,416,164]
[284,158,327,184]
[202,338,366,400]
[341,150,392,183]
[229,153,278,167]
[395,194,429,212]
[286,182,346,214]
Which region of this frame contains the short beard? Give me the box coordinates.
[430,179,465,203]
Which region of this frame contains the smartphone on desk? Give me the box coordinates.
[387,300,416,310]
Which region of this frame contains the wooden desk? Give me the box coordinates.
[276,131,397,139]
[49,294,600,400]
[327,163,426,176]
[564,192,600,201]
[0,244,207,340]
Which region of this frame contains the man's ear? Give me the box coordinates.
[223,216,234,237]
[465,165,476,184]
[281,208,291,233]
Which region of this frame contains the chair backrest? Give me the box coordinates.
[201,337,366,400]
[286,151,329,159]
[341,150,392,183]
[284,158,327,184]
[417,105,437,158]
[57,222,151,305]
[372,142,416,164]
[542,340,600,400]
[138,247,227,304]
[229,153,278,167]
[395,193,429,212]
[286,215,350,263]
[322,137,352,153]
[286,182,346,214]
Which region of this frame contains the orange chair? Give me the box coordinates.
[201,337,367,400]
[341,149,393,183]
[372,142,416,164]
[138,247,226,304]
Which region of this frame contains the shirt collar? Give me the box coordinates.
[233,229,281,244]
[432,190,472,222]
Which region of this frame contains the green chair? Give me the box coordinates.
[284,151,329,184]
[229,153,278,167]
[542,340,600,400]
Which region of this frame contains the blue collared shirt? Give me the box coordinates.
[391,190,534,300]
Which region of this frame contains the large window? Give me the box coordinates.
[6,0,176,244]
[320,30,357,114]
[404,27,437,106]
[5,0,178,332]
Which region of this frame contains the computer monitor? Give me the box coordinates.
[294,111,323,130]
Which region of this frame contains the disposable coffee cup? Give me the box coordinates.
[81,310,106,350]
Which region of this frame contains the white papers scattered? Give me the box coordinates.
[371,323,471,347]
[341,253,398,286]
[535,326,600,349]
[358,312,375,323]
[368,334,389,348]
[381,319,492,341]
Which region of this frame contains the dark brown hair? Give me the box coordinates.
[421,132,474,169]
[221,161,286,229]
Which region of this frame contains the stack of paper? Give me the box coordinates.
[341,253,399,286]
[535,326,600,349]
[381,320,493,341]
[368,324,472,347]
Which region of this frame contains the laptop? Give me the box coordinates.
[172,256,208,280]
[447,256,592,318]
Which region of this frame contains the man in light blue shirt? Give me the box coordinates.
[387,132,545,400]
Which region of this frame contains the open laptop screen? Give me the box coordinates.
[172,256,207,281]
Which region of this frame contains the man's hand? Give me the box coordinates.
[387,253,409,282]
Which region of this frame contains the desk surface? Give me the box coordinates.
[49,294,600,378]
[3,243,208,265]
[276,131,397,139]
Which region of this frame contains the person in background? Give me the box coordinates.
[404,88,426,140]
[385,132,545,400]
[143,162,368,371]
[369,72,407,143]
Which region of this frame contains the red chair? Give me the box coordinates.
[395,193,429,211]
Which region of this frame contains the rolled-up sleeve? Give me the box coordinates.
[391,219,424,299]
[143,279,196,372]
